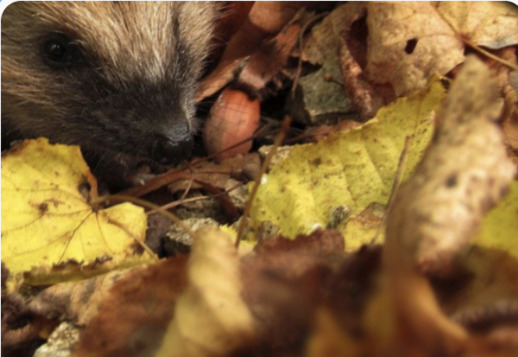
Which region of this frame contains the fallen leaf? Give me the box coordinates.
[197,2,306,100]
[438,2,518,49]
[1,139,154,289]
[155,227,255,357]
[251,78,445,251]
[473,181,518,260]
[28,268,132,327]
[241,229,346,353]
[250,228,344,279]
[385,57,516,277]
[363,271,468,357]
[302,3,386,120]
[332,1,518,118]
[71,257,188,357]
[365,2,464,96]
[236,16,304,95]
[376,56,517,356]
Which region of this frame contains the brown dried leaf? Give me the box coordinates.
[197,2,306,100]
[437,2,518,49]
[222,1,306,61]
[366,2,464,96]
[363,272,468,357]
[71,257,188,357]
[28,269,130,327]
[302,3,362,66]
[498,47,518,158]
[166,153,260,194]
[241,229,345,351]
[338,33,395,120]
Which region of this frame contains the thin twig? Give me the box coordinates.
[235,115,292,248]
[371,135,413,244]
[466,40,518,71]
[94,194,197,240]
[291,12,329,100]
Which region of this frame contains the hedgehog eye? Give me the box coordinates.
[41,32,80,68]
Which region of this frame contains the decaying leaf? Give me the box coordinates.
[251,78,445,251]
[438,2,518,49]
[240,229,348,354]
[330,2,518,120]
[70,257,188,357]
[1,138,154,289]
[365,2,464,96]
[28,268,134,327]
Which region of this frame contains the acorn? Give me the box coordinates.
[204,88,261,161]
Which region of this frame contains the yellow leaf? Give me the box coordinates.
[156,227,254,357]
[473,180,518,259]
[1,138,154,288]
[251,79,445,251]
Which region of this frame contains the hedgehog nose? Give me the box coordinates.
[151,134,193,165]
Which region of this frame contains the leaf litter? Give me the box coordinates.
[2,2,518,357]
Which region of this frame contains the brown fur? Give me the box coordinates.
[2,1,216,166]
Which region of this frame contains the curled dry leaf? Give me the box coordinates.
[197,2,306,100]
[385,56,516,277]
[303,3,393,120]
[241,229,346,353]
[71,257,188,357]
[155,227,254,357]
[27,269,129,328]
